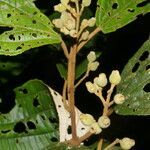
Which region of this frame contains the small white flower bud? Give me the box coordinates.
[61,0,69,5]
[60,27,70,35]
[54,4,66,12]
[90,122,102,134]
[80,31,89,41]
[65,19,76,30]
[82,0,91,7]
[114,94,125,105]
[119,138,135,150]
[94,73,107,87]
[109,70,121,85]
[85,82,96,93]
[52,19,63,29]
[80,114,96,126]
[88,17,96,27]
[81,19,88,29]
[88,62,99,71]
[70,0,78,2]
[69,29,77,38]
[87,51,96,62]
[98,116,111,129]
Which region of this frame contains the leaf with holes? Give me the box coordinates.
[114,39,150,115]
[0,0,61,56]
[96,0,150,33]
[0,79,60,149]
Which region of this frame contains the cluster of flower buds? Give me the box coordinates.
[87,51,99,72]
[119,137,135,150]
[52,0,96,38]
[80,113,111,135]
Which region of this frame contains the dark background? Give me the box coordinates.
[0,0,150,149]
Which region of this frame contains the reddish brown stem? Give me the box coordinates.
[67,45,78,141]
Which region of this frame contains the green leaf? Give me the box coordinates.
[0,0,61,56]
[114,39,150,115]
[96,0,150,33]
[0,79,59,149]
[56,63,67,80]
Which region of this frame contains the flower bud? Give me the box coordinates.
[65,19,76,30]
[88,62,99,71]
[114,94,125,105]
[60,27,70,35]
[90,122,102,134]
[87,51,96,62]
[85,82,96,93]
[69,29,77,38]
[54,4,66,12]
[109,70,121,85]
[88,17,96,27]
[119,138,135,150]
[52,19,63,29]
[81,19,88,29]
[94,73,107,87]
[82,0,91,7]
[98,116,111,128]
[61,0,69,5]
[80,114,96,126]
[80,30,89,41]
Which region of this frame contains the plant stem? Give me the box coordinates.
[75,71,89,88]
[77,27,101,52]
[62,80,70,112]
[106,84,115,103]
[67,45,78,141]
[61,40,69,58]
[75,1,80,32]
[97,139,103,150]
[104,139,120,150]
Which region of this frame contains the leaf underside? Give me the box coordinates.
[115,39,150,115]
[96,0,150,33]
[0,0,61,56]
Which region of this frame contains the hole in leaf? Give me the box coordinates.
[143,83,150,93]
[32,33,37,38]
[128,9,135,12]
[13,122,26,133]
[18,36,21,40]
[19,88,28,94]
[33,11,37,15]
[1,130,11,134]
[33,96,40,107]
[67,125,72,134]
[108,12,111,16]
[27,121,36,130]
[146,65,150,70]
[139,51,149,61]
[112,3,118,9]
[49,117,58,124]
[9,34,15,41]
[132,62,140,72]
[81,127,85,130]
[7,14,11,18]
[16,46,22,50]
[41,115,45,120]
[32,20,37,24]
[51,137,58,142]
[58,105,61,108]
[137,0,149,7]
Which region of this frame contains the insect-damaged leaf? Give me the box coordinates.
[0,79,60,149]
[115,39,150,115]
[0,0,61,56]
[96,0,150,33]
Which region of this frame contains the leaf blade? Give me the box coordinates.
[96,0,150,33]
[114,39,150,115]
[0,0,61,56]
